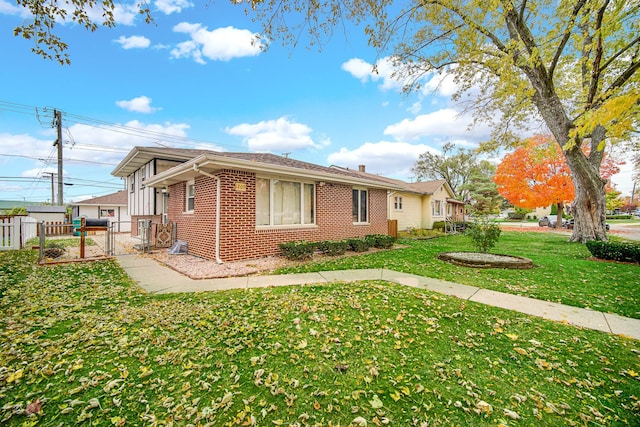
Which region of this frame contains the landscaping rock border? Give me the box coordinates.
[438,251,534,269]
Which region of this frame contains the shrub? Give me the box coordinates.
[279,241,316,260]
[432,221,446,232]
[507,212,526,220]
[365,234,396,249]
[346,238,371,252]
[585,240,640,263]
[317,240,349,256]
[464,217,501,253]
[606,214,632,220]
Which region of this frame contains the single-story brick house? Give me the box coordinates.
[71,190,131,232]
[330,166,465,231]
[112,147,402,262]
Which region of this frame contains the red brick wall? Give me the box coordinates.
[167,170,389,262]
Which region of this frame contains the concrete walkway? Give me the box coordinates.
[116,254,640,341]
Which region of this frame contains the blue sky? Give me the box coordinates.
[0,0,634,204]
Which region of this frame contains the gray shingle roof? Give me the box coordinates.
[73,190,127,206]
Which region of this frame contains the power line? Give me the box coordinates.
[0,100,247,152]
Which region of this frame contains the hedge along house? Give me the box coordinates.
[112,147,402,262]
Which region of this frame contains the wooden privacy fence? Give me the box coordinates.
[387,219,398,239]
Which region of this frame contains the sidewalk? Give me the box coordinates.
[116,254,640,341]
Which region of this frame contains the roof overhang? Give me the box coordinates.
[111,147,200,178]
[144,153,403,190]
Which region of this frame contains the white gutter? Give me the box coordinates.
[193,164,223,264]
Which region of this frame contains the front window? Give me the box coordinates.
[186,180,195,212]
[433,200,442,216]
[394,196,403,210]
[256,178,315,226]
[352,188,368,223]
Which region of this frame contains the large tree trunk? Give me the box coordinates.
[563,145,608,242]
[553,202,564,229]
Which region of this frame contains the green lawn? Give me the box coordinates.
[277,232,640,319]
[1,247,639,426]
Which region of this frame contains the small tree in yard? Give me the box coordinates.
[462,174,502,253]
[465,218,502,253]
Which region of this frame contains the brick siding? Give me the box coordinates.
[167,170,388,262]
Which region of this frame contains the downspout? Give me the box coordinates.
[193,164,223,264]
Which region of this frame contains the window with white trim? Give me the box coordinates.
[352,188,368,223]
[393,196,403,210]
[256,178,315,226]
[186,180,195,212]
[432,200,442,216]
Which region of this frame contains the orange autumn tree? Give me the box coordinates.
[494,135,573,228]
[494,134,622,228]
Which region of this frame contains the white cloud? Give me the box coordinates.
[114,35,151,49]
[341,56,407,91]
[55,120,218,166]
[0,132,59,164]
[116,96,160,113]
[155,0,193,14]
[407,102,421,115]
[0,0,30,16]
[384,108,492,141]
[422,68,460,97]
[327,141,438,180]
[21,167,62,178]
[111,3,139,25]
[2,0,140,25]
[225,117,328,152]
[171,23,262,63]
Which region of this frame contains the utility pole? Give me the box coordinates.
[53,110,63,206]
[43,172,55,204]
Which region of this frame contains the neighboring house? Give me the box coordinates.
[71,190,131,232]
[26,205,67,224]
[112,147,401,262]
[330,166,464,231]
[529,206,553,219]
[389,180,465,230]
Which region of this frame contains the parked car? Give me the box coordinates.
[564,218,610,231]
[538,215,568,228]
[549,217,569,228]
[538,216,551,226]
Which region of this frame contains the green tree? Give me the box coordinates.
[412,142,495,201]
[606,189,624,212]
[13,0,151,64]
[460,173,503,216]
[243,0,639,242]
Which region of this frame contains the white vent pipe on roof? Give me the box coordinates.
[193,164,223,264]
